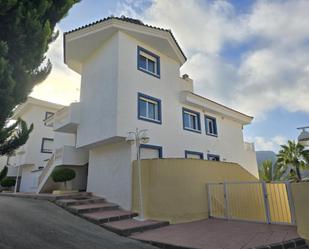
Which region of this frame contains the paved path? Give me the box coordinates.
[132,219,299,249]
[0,196,156,249]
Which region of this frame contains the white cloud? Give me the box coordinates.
[30,27,80,105]
[249,135,287,152]
[118,0,309,118]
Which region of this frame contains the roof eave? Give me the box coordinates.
[64,17,187,66]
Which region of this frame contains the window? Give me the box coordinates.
[182,108,201,133]
[205,115,218,136]
[185,150,204,159]
[44,112,54,120]
[140,144,163,159]
[41,138,54,154]
[207,154,220,161]
[138,93,162,124]
[137,46,160,78]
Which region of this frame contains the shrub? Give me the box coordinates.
[51,168,76,189]
[0,166,8,181]
[1,178,16,188]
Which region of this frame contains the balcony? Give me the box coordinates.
[54,102,80,133]
[54,145,88,167]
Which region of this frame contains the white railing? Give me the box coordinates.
[207,181,295,225]
[38,154,55,185]
[54,107,69,126]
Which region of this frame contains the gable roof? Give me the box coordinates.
[64,16,187,73]
[64,16,187,62]
[12,97,65,119]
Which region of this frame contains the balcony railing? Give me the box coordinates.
[53,102,80,133]
[53,145,88,167]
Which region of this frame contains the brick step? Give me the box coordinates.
[82,210,138,224]
[101,219,169,236]
[68,202,119,214]
[56,197,105,207]
[54,192,92,200]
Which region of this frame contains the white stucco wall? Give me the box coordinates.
[19,165,40,192]
[77,34,119,148]
[115,32,257,175]
[14,105,57,169]
[87,141,133,210]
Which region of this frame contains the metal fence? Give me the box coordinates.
[207,181,296,225]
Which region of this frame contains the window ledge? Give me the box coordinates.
[184,127,202,134]
[138,67,160,78]
[206,132,218,137]
[138,116,162,124]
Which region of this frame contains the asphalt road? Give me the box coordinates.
[0,196,156,249]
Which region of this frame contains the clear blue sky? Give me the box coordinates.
[51,0,309,152]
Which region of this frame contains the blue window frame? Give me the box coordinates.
[207,154,220,161]
[205,115,218,136]
[140,144,163,158]
[185,150,204,159]
[138,93,162,124]
[182,108,201,133]
[137,46,160,78]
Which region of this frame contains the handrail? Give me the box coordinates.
[38,154,55,184]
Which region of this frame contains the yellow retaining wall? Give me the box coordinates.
[132,158,257,223]
[291,182,309,241]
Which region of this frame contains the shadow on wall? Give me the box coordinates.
[132,158,257,224]
[43,164,88,193]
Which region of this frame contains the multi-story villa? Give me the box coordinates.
[2,97,83,192]
[36,16,258,210]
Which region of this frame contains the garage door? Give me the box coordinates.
[140,145,162,159]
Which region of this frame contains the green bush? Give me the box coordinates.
[1,178,16,188]
[0,166,8,181]
[51,168,76,183]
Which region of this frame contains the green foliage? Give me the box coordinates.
[0,0,79,155]
[0,177,16,188]
[259,160,286,182]
[51,168,76,183]
[0,166,8,181]
[277,140,309,182]
[0,118,33,156]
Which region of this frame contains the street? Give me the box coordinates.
[0,197,156,249]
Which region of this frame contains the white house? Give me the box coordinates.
[5,97,76,192]
[38,16,258,210]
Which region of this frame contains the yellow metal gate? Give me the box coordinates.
[207,181,295,225]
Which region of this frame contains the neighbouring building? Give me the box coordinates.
[37,16,259,210]
[2,97,79,192]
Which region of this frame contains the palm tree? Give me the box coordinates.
[259,160,286,182]
[277,140,309,182]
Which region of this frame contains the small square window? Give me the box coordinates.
[137,46,160,78]
[205,115,218,136]
[185,150,204,159]
[44,112,54,120]
[182,108,201,133]
[138,93,162,124]
[207,154,220,161]
[41,138,54,154]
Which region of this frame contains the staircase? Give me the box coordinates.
[55,193,169,237]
